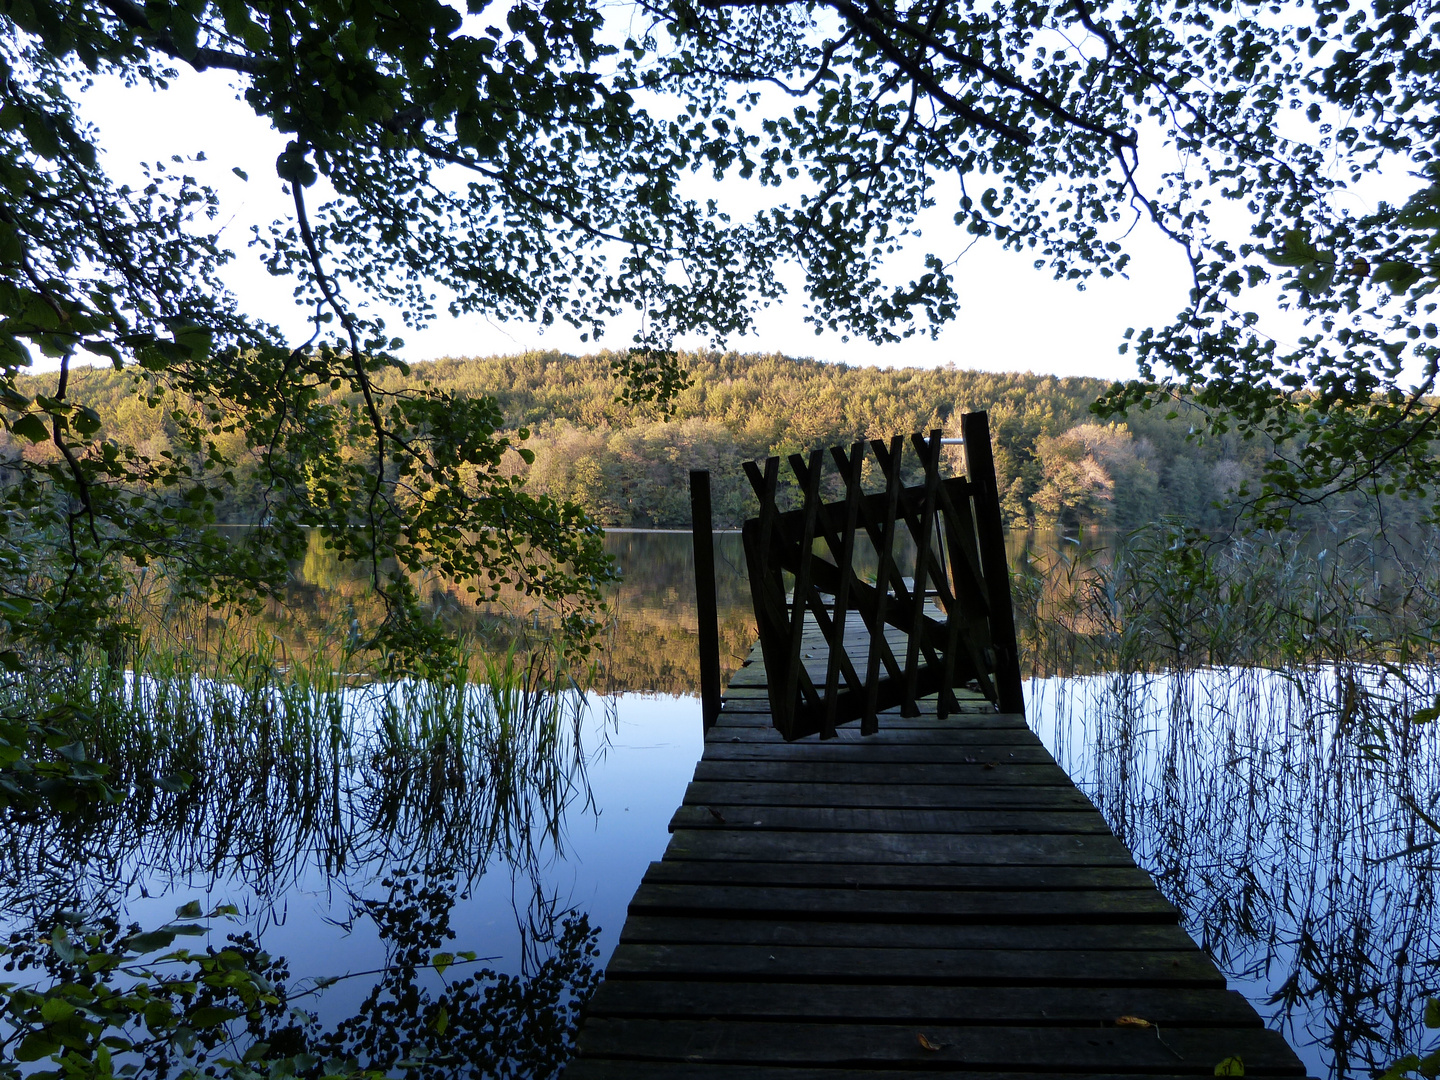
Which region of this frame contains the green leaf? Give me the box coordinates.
[10,412,49,443]
[14,1031,60,1061]
[174,900,203,920]
[73,405,102,436]
[1373,260,1426,294]
[124,929,177,954]
[84,339,123,368]
[188,1005,241,1028]
[1215,1056,1245,1076]
[50,928,82,964]
[1379,1054,1422,1080]
[0,597,33,619]
[156,771,193,793]
[433,1004,448,1035]
[170,322,213,361]
[1425,997,1440,1029]
[431,951,453,976]
[40,997,76,1022]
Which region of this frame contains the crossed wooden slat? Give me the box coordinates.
[740,414,1024,741]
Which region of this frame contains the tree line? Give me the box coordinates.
[10,349,1411,534]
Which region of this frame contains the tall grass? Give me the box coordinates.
[0,633,600,929]
[1013,522,1440,677]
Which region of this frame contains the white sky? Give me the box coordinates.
[73,65,1229,383]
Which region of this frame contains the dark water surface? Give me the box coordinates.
[4,529,1437,1078]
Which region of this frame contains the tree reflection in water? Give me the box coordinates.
[261,869,601,1079]
[1029,667,1440,1079]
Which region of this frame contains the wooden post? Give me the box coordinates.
[960,411,1026,715]
[690,469,722,731]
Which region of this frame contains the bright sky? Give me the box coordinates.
[77,65,1205,383]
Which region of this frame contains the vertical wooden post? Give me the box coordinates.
[960,411,1026,715]
[690,469,722,731]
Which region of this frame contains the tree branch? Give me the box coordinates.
[96,0,266,74]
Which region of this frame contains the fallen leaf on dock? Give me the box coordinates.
[707,808,726,823]
[917,1034,944,1051]
[1115,1016,1152,1028]
[1214,1055,1245,1075]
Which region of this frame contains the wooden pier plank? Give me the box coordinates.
[616,915,1201,950]
[679,781,1099,811]
[560,635,1312,1078]
[580,981,1271,1026]
[637,860,1160,891]
[571,1019,1304,1072]
[667,804,1114,833]
[625,882,1180,922]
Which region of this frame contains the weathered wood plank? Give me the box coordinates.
[715,701,1021,725]
[603,943,1222,985]
[701,743,1057,764]
[582,980,1268,1026]
[691,761,1077,786]
[668,805,1113,834]
[706,726,1043,745]
[680,781,1097,811]
[565,1066,1269,1080]
[617,916,1199,951]
[638,860,1159,892]
[662,829,1137,866]
[628,882,1178,922]
[573,1019,1306,1072]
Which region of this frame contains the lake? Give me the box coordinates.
[3,529,1437,1078]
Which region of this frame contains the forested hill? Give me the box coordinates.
[10,350,1300,530]
[411,350,1264,530]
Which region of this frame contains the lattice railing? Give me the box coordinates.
[740,411,1023,740]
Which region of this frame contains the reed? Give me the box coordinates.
[1015,521,1440,1077]
[1012,521,1440,677]
[0,633,599,928]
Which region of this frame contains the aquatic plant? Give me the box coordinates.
[1016,521,1440,1077]
[1012,521,1440,677]
[0,636,600,927]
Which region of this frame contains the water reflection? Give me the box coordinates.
[2,660,597,925]
[8,528,1440,1079]
[1029,667,1440,1079]
[0,651,623,1076]
[255,869,602,1080]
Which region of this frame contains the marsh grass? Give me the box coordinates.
[1013,522,1440,676]
[1016,522,1440,1077]
[0,632,601,928]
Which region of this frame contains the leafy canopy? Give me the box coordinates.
[0,0,788,663]
[1,0,1436,669]
[628,0,1440,516]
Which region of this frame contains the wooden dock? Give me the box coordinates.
[561,629,1312,1078]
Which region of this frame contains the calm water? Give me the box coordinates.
[4,530,1438,1078]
